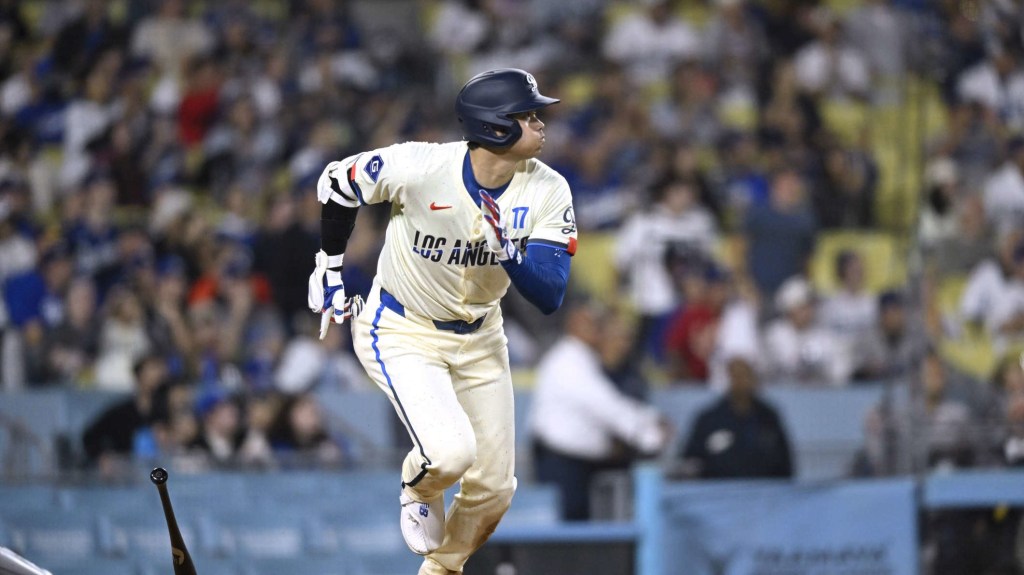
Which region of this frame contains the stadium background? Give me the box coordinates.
[0,0,1022,574]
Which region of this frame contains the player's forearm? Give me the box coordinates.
[501,244,570,315]
[321,201,359,257]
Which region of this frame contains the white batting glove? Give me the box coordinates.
[479,190,521,264]
[307,250,362,339]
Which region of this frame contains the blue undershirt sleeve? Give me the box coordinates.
[500,243,571,315]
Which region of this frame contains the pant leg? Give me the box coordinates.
[352,291,476,499]
[422,316,516,573]
[532,441,594,521]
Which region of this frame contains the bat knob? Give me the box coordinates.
[150,467,169,485]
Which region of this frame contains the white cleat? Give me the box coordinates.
[400,491,445,555]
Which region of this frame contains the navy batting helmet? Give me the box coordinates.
[455,68,559,149]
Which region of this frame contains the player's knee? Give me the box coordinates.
[430,440,477,482]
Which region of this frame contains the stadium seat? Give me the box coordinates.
[4,509,109,569]
[204,509,327,559]
[348,552,423,575]
[809,231,905,294]
[314,390,398,462]
[572,232,618,300]
[238,556,350,575]
[104,508,200,562]
[55,558,142,575]
[137,557,241,575]
[501,484,561,527]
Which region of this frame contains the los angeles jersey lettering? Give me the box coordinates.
[342,142,576,322]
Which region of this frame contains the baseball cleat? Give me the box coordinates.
[399,491,445,555]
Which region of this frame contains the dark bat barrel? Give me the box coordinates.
[150,467,199,575]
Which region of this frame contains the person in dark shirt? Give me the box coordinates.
[679,355,794,479]
[741,168,816,305]
[81,353,169,473]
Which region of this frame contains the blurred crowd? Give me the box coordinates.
[0,0,1022,487]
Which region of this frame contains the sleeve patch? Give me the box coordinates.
[364,154,384,183]
[567,236,577,256]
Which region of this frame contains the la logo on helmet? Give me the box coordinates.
[525,73,537,93]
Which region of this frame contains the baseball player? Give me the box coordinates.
[307,68,576,575]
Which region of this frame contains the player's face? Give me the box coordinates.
[506,110,546,159]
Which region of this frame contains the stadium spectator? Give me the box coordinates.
[852,290,926,383]
[956,43,1024,136]
[530,297,670,520]
[983,135,1024,233]
[990,353,1024,466]
[811,142,877,229]
[740,168,817,306]
[664,260,730,382]
[793,7,871,102]
[41,276,99,384]
[959,228,1024,349]
[616,176,718,361]
[677,354,794,479]
[82,353,170,476]
[819,250,877,340]
[188,387,244,469]
[94,286,152,391]
[268,392,345,469]
[602,0,701,88]
[843,0,906,104]
[918,156,962,251]
[2,241,75,387]
[929,194,992,277]
[762,276,854,386]
[702,0,769,109]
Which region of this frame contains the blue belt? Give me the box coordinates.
[379,288,485,335]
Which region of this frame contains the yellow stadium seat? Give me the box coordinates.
[940,331,998,381]
[809,231,905,294]
[822,101,869,146]
[572,231,618,299]
[936,275,968,317]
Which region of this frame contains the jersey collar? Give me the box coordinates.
[462,149,511,207]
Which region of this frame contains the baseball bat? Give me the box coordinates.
[0,546,53,575]
[150,467,199,575]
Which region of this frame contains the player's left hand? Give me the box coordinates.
[307,250,363,340]
[479,190,521,264]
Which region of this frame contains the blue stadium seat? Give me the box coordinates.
[104,508,200,562]
[203,509,326,559]
[314,390,398,463]
[502,484,560,527]
[238,556,350,575]
[0,484,73,514]
[4,509,109,569]
[349,552,423,575]
[57,558,142,575]
[136,556,241,575]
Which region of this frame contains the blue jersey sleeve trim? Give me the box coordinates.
[500,243,570,314]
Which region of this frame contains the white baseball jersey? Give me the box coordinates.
[322,141,577,322]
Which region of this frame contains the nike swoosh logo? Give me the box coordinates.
[430,202,452,210]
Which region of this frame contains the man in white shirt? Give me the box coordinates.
[602,0,701,87]
[762,276,854,386]
[960,228,1024,351]
[530,296,669,520]
[793,8,870,101]
[983,136,1024,232]
[819,250,877,341]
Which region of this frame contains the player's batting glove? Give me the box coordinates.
[307,250,361,340]
[479,190,522,264]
